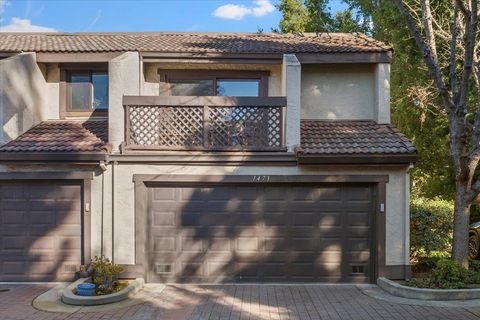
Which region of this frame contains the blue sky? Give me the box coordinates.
[0,0,347,33]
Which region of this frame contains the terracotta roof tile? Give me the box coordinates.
[0,32,391,54]
[299,120,417,156]
[0,120,108,153]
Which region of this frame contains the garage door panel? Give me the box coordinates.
[2,201,29,211]
[346,187,372,201]
[0,185,27,199]
[152,188,176,200]
[0,181,82,281]
[153,211,176,226]
[1,211,26,225]
[146,183,374,283]
[2,261,26,276]
[2,236,27,251]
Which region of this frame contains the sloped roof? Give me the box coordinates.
[0,120,108,153]
[298,120,417,162]
[0,32,391,54]
[0,119,416,164]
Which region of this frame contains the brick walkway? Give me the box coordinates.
[1,283,480,320]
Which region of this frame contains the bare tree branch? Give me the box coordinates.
[393,0,454,110]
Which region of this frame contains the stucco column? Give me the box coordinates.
[375,63,391,124]
[282,54,301,152]
[0,52,52,146]
[108,52,140,153]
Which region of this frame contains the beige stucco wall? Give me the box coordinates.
[0,53,59,146]
[109,52,141,152]
[142,63,282,97]
[301,64,375,120]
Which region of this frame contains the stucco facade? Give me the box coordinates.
[0,161,411,276]
[0,32,414,282]
[0,53,58,145]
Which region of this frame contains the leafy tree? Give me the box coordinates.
[276,0,366,33]
[392,0,480,267]
[277,0,456,201]
[277,0,310,32]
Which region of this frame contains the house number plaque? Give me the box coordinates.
[252,175,271,182]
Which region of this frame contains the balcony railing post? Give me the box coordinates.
[203,105,210,149]
[125,104,131,145]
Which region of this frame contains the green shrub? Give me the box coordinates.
[91,256,124,295]
[431,259,470,288]
[411,251,450,274]
[470,259,480,273]
[409,258,470,289]
[410,197,454,257]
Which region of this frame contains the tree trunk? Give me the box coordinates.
[452,183,471,268]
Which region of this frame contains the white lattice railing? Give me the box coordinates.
[123,96,287,152]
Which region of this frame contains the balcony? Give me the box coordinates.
[122,96,287,152]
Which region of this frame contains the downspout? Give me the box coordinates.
[112,161,116,262]
[405,163,415,278]
[99,161,108,257]
[139,55,143,95]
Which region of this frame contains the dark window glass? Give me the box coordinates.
[216,80,260,96]
[67,71,108,112]
[92,72,109,109]
[169,79,214,96]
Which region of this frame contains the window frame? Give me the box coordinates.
[158,70,269,97]
[60,63,109,118]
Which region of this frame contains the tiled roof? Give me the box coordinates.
[298,120,417,156]
[0,120,108,153]
[0,32,391,54]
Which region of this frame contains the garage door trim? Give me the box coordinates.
[132,174,388,283]
[0,171,93,266]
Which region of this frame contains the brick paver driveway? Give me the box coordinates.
[1,283,480,320]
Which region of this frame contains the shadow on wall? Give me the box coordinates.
[0,180,83,282]
[0,53,48,146]
[145,176,374,284]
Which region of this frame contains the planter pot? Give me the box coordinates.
[76,283,95,296]
[61,278,144,306]
[378,277,480,300]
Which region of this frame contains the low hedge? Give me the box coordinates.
[410,197,454,258]
[408,258,480,289]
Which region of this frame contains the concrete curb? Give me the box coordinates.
[377,277,480,301]
[33,283,166,313]
[358,284,480,307]
[61,278,144,306]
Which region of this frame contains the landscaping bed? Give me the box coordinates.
[407,256,480,289]
[378,277,480,300]
[62,278,144,306]
[61,256,144,306]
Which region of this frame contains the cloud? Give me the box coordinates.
[0,17,57,32]
[213,0,274,20]
[252,0,275,17]
[213,3,251,20]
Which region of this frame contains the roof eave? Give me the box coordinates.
[0,152,108,162]
[296,153,418,165]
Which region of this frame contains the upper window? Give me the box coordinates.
[162,71,268,97]
[169,79,215,96]
[67,71,108,112]
[216,80,260,96]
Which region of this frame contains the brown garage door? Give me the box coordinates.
[0,181,82,281]
[146,183,374,283]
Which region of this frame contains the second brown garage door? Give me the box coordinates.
[146,183,374,283]
[0,181,82,281]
